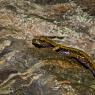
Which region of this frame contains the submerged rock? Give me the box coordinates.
[0,0,95,95]
[0,36,95,95]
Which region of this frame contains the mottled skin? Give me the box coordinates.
[32,36,95,77]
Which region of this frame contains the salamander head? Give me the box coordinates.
[32,37,54,48]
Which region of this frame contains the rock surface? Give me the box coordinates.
[0,0,95,95]
[0,36,95,95]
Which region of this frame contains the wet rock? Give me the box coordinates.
[0,39,11,53]
[0,0,95,95]
[0,36,95,95]
[33,0,70,5]
[74,0,95,16]
[0,66,17,84]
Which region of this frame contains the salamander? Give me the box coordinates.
[32,36,95,77]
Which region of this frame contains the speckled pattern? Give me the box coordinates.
[0,0,95,95]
